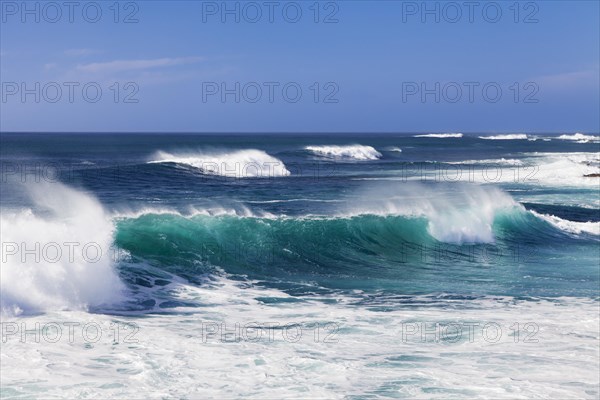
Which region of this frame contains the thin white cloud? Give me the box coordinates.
[64,48,98,56]
[535,69,599,89]
[76,57,203,73]
[44,63,58,70]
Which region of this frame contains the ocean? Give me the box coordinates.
[1,132,599,398]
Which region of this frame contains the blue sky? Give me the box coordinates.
[1,0,598,133]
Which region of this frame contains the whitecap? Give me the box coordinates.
[305,145,382,161]
[149,149,290,178]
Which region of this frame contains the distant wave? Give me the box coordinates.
[479,134,528,140]
[414,133,463,138]
[385,146,403,153]
[446,158,524,166]
[149,149,290,177]
[557,133,600,143]
[524,152,600,187]
[440,153,599,187]
[305,145,382,161]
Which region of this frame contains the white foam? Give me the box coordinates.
[1,289,597,399]
[523,152,600,187]
[0,182,125,316]
[414,133,463,138]
[478,134,529,140]
[409,152,599,188]
[110,204,277,220]
[305,145,382,161]
[530,210,600,236]
[446,158,524,166]
[557,133,600,143]
[149,149,290,177]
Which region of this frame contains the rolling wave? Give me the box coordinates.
[557,133,600,143]
[3,182,597,315]
[478,134,529,140]
[149,149,290,177]
[113,206,596,285]
[414,133,463,138]
[305,145,382,160]
[446,158,524,166]
[530,211,600,236]
[385,146,403,153]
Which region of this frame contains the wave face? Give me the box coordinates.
[479,134,529,140]
[113,202,598,296]
[414,133,463,138]
[0,183,124,316]
[305,145,382,160]
[149,149,290,177]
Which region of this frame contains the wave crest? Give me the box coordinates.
[305,145,382,160]
[149,149,290,177]
[478,134,528,140]
[557,133,600,143]
[414,133,463,138]
[343,183,521,244]
[530,211,600,236]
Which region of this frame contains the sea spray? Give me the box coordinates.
[1,182,124,315]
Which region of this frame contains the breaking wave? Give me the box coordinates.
[414,133,463,138]
[478,134,529,140]
[557,133,600,143]
[0,182,125,316]
[149,149,290,177]
[305,145,382,160]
